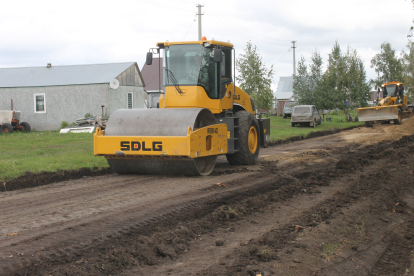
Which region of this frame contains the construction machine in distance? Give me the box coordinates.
[358,81,413,127]
[93,38,270,176]
[0,110,31,134]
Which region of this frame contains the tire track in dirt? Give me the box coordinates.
[2,121,414,275]
[191,135,414,276]
[0,171,279,275]
[2,147,342,275]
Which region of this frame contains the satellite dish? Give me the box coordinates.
[109,79,119,89]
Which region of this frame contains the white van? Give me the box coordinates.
[291,105,321,127]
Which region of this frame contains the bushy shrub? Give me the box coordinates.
[61,121,68,129]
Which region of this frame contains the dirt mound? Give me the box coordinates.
[1,167,112,192]
[401,115,414,132]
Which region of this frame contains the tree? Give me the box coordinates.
[308,51,325,109]
[293,51,324,107]
[323,42,370,113]
[402,41,414,102]
[293,56,311,104]
[293,41,370,112]
[370,42,405,88]
[294,42,370,114]
[320,41,347,111]
[409,0,414,38]
[343,47,371,110]
[236,41,274,110]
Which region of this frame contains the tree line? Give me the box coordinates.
[235,40,414,112]
[293,41,414,113]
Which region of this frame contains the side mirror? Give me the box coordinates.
[214,49,222,63]
[146,52,153,65]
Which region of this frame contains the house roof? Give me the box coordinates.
[275,76,294,100]
[0,62,138,88]
[141,58,163,92]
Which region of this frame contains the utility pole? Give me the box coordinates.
[291,41,296,76]
[196,4,204,40]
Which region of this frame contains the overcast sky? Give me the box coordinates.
[1,0,413,91]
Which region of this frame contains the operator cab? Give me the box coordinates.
[382,82,404,98]
[146,39,233,100]
[145,39,241,114]
[163,43,232,99]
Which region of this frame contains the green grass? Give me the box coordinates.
[269,111,364,142]
[321,242,342,260]
[0,111,363,182]
[0,131,107,181]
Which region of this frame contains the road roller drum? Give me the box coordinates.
[94,108,227,176]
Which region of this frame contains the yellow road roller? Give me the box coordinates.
[94,38,270,176]
[358,81,413,127]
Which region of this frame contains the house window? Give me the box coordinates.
[34,93,46,113]
[127,92,133,109]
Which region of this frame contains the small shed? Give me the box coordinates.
[141,58,163,108]
[0,62,148,131]
[275,76,294,116]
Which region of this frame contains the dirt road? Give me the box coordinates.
[1,118,414,276]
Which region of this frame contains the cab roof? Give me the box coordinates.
[382,81,404,87]
[156,40,233,48]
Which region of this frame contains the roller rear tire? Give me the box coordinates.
[226,110,260,165]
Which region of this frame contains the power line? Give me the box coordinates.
[203,16,289,47]
[206,8,292,43]
[296,42,315,53]
[296,46,313,55]
[273,48,291,64]
[183,14,197,41]
[204,11,291,46]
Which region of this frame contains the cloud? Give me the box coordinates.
[1,0,413,88]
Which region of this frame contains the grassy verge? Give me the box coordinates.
[269,111,364,141]
[0,111,363,182]
[0,131,107,181]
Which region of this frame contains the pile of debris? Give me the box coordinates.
[60,116,107,134]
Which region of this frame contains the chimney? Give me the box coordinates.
[47,63,52,68]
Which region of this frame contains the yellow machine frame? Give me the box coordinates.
[158,84,254,114]
[94,123,228,158]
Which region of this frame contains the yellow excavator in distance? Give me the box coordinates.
[358,81,413,127]
[93,38,270,176]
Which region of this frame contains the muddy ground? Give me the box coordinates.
[1,118,414,276]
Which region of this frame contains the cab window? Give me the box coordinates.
[220,47,232,84]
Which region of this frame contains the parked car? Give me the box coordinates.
[283,101,297,118]
[291,105,321,127]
